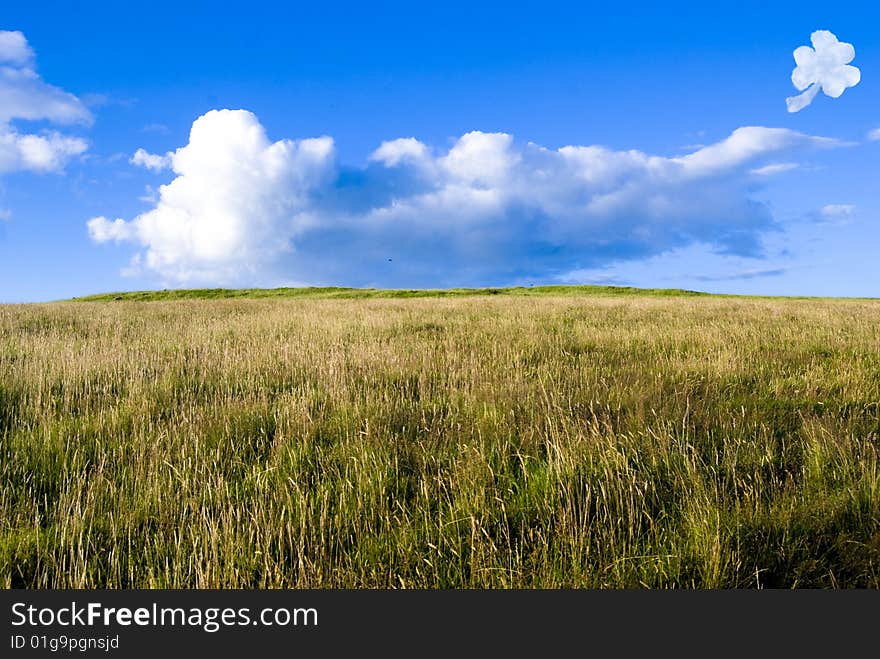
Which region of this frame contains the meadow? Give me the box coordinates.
[1,286,878,588]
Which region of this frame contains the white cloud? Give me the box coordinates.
[370,138,430,166]
[141,123,170,135]
[441,131,519,185]
[817,204,856,224]
[0,32,91,126]
[0,30,33,66]
[691,267,787,282]
[90,109,334,282]
[0,208,11,221]
[86,216,135,243]
[868,128,880,141]
[0,30,90,176]
[749,162,799,176]
[138,185,158,203]
[0,126,87,173]
[89,109,840,286]
[821,204,855,216]
[130,148,172,172]
[674,127,832,176]
[786,30,860,112]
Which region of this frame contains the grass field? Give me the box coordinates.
[1,286,879,587]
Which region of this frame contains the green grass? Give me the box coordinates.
[2,289,879,587]
[71,284,709,302]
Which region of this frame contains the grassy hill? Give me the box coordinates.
[71,284,709,302]
[2,288,879,587]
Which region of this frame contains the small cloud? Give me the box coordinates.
[868,128,880,141]
[750,162,799,176]
[786,30,860,112]
[815,204,856,224]
[801,203,856,226]
[79,93,136,110]
[820,203,855,217]
[693,267,788,282]
[0,128,88,174]
[138,185,158,203]
[0,208,11,221]
[130,148,171,172]
[120,253,143,278]
[141,123,170,135]
[671,127,838,178]
[554,268,630,286]
[87,216,135,243]
[80,93,110,108]
[370,137,429,166]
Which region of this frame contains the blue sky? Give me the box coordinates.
[1,0,878,301]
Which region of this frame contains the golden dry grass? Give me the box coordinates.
[1,292,879,587]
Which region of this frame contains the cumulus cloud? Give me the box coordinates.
[91,110,334,282]
[786,30,860,113]
[130,148,172,172]
[0,127,87,173]
[89,109,839,286]
[370,138,430,166]
[0,30,90,175]
[0,30,33,66]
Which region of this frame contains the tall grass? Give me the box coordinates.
[1,292,878,587]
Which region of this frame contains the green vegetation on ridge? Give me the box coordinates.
[71,284,709,302]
